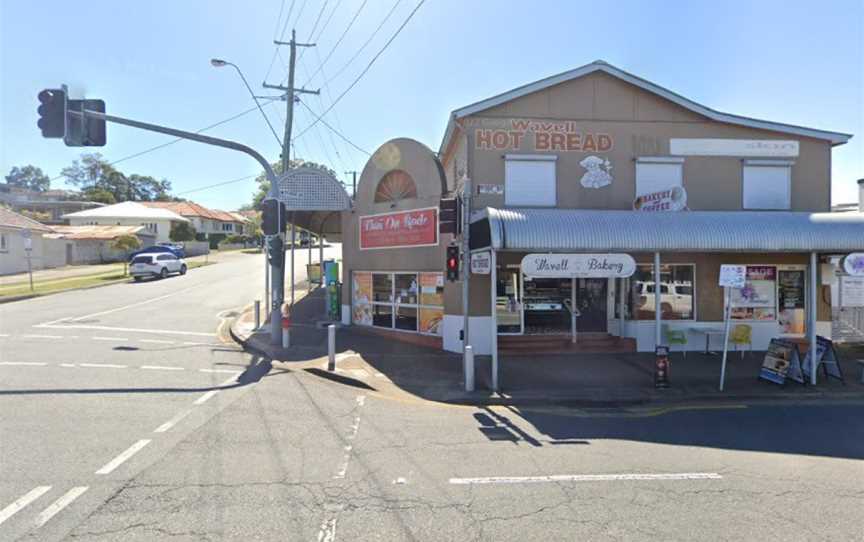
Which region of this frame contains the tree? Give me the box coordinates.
[170,221,197,242]
[250,158,338,209]
[61,153,177,203]
[112,234,142,275]
[5,165,50,192]
[83,187,117,204]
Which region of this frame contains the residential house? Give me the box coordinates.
[63,201,188,244]
[0,207,62,275]
[47,225,157,264]
[140,202,245,240]
[0,184,104,225]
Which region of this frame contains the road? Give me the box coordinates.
[1,247,863,541]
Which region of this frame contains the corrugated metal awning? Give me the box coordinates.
[475,207,864,252]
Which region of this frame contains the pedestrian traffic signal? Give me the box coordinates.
[37,88,67,138]
[446,245,460,282]
[266,235,284,267]
[261,198,285,235]
[65,99,107,146]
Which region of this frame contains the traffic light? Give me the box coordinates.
[439,197,460,235]
[266,235,284,267]
[261,198,285,235]
[446,245,460,282]
[37,88,67,138]
[65,99,106,146]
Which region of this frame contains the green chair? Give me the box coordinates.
[729,324,753,358]
[663,324,688,357]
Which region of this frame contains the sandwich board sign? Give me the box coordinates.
[759,338,804,385]
[801,335,845,383]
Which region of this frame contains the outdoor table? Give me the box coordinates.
[689,327,726,355]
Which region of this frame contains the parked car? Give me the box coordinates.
[157,242,186,257]
[129,244,183,260]
[130,253,187,281]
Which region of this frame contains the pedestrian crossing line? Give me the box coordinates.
[96,439,151,475]
[79,363,127,369]
[153,409,192,433]
[0,486,52,526]
[141,365,184,371]
[22,334,63,339]
[0,362,48,366]
[92,336,129,342]
[139,339,175,345]
[35,486,88,527]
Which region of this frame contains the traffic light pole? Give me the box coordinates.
[66,108,284,342]
[461,176,472,372]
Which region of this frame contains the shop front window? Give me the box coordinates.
[373,303,393,328]
[373,274,393,303]
[352,271,444,335]
[628,264,695,320]
[729,266,777,320]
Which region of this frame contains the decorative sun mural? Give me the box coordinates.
[374,169,418,203]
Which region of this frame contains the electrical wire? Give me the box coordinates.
[325,0,402,86]
[297,97,370,155]
[175,173,259,196]
[294,0,425,140]
[302,0,369,85]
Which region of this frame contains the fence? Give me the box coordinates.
[183,241,210,257]
[832,307,864,343]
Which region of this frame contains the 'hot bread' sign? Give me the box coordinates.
[359,207,438,250]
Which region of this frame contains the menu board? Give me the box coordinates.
[419,307,444,335]
[778,269,806,334]
[352,272,373,326]
[759,338,804,385]
[419,272,444,306]
[731,266,776,320]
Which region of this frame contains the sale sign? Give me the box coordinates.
[359,207,438,250]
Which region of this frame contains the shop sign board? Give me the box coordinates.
[467,117,614,153]
[842,253,864,276]
[669,138,799,157]
[802,336,845,382]
[521,253,636,278]
[759,338,804,385]
[840,277,864,308]
[634,186,688,212]
[359,207,438,250]
[719,265,746,288]
[470,251,491,275]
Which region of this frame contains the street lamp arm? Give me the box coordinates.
[212,59,283,149]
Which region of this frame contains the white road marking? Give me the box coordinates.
[141,365,184,371]
[60,363,76,367]
[37,285,202,326]
[154,409,192,433]
[449,472,724,485]
[34,486,88,527]
[39,324,215,337]
[96,440,151,475]
[139,339,175,344]
[317,516,338,542]
[0,486,52,526]
[79,363,127,369]
[193,390,219,405]
[22,334,63,339]
[198,368,238,374]
[93,336,129,341]
[0,361,48,366]
[0,333,9,337]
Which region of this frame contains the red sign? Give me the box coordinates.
[359,208,438,250]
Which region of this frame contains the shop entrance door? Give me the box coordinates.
[576,278,607,332]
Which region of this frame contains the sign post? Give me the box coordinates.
[22,229,34,292]
[718,265,746,391]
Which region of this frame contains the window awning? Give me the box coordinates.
[471,207,864,253]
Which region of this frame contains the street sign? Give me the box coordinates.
[24,238,32,251]
[470,251,491,275]
[21,228,32,239]
[719,264,746,288]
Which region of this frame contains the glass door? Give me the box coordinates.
[576,278,608,332]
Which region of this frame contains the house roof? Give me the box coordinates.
[0,207,54,233]
[63,201,189,222]
[47,225,154,240]
[439,60,853,157]
[141,201,242,222]
[475,207,864,253]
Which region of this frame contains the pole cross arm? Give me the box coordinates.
[68,109,277,186]
[262,82,320,95]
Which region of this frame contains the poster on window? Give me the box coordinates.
[731,266,776,320]
[778,270,806,334]
[419,307,444,336]
[352,272,373,326]
[419,272,444,306]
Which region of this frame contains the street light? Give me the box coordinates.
[210,58,282,148]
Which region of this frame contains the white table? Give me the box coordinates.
[689,327,726,355]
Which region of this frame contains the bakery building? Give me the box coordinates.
[338,60,863,363]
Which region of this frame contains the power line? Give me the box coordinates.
[272,0,287,40]
[325,0,403,86]
[175,173,258,196]
[296,0,344,67]
[302,0,369,85]
[265,0,298,83]
[297,97,370,155]
[294,0,426,140]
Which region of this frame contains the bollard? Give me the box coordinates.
[254,300,261,330]
[464,345,475,392]
[327,324,336,371]
[281,315,290,348]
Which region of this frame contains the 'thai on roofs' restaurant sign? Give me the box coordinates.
[522,253,636,278]
[359,207,438,250]
[468,118,614,153]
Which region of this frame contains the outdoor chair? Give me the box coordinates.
[729,324,753,358]
[662,324,688,357]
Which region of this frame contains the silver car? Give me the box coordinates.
[130,253,187,281]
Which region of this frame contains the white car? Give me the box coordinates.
[130,253,187,281]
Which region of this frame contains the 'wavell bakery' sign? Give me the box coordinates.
[522,253,636,278]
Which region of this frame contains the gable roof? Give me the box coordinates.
[47,225,154,240]
[141,201,242,223]
[62,201,189,222]
[439,60,853,156]
[0,207,54,233]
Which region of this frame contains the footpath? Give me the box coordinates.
[231,287,864,409]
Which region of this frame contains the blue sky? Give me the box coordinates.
[1,0,862,210]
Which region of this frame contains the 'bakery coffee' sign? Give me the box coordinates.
[470,118,614,152]
[359,207,438,250]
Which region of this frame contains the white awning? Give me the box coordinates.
[473,207,864,253]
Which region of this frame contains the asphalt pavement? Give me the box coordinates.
[1,245,863,541]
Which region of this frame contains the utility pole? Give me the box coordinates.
[344,171,358,199]
[263,30,319,327]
